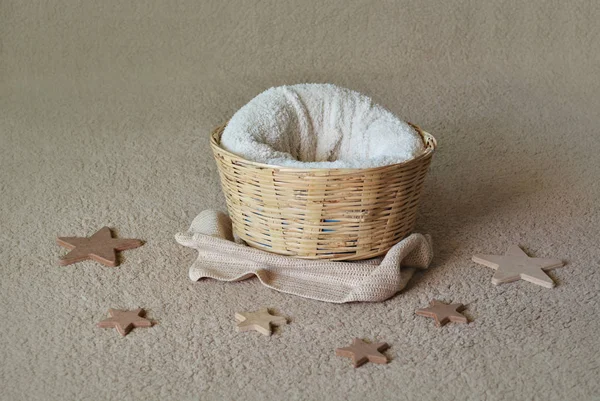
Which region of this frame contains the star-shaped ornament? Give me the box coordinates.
[235,308,287,336]
[416,300,468,327]
[57,226,143,267]
[335,338,390,367]
[472,245,563,288]
[97,308,153,336]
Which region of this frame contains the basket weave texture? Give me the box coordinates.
[210,123,436,261]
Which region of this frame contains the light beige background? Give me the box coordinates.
[1,1,599,400]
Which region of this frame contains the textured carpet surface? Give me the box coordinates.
[1,1,599,400]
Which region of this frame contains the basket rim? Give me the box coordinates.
[210,122,437,173]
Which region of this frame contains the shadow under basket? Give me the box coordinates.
[210,123,437,261]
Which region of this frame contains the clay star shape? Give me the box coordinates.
[415,300,468,327]
[235,308,287,336]
[57,226,143,267]
[97,308,153,336]
[472,245,563,288]
[335,338,390,367]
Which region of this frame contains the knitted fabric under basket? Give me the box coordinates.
[175,210,434,303]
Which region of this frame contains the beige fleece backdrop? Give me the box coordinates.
[1,1,599,400]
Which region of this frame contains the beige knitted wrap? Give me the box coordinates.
[175,210,434,303]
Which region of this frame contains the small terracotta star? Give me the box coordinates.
[472,245,563,288]
[97,308,153,336]
[336,338,390,367]
[235,308,287,336]
[57,226,143,267]
[416,300,468,327]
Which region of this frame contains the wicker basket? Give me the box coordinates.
[210,123,436,261]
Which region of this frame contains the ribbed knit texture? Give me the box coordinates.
[175,210,433,303]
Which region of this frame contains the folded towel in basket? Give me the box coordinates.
[220,83,425,169]
[175,210,434,303]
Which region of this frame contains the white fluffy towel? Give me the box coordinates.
[175,210,434,303]
[220,83,425,169]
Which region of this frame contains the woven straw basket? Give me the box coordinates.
[211,123,436,261]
